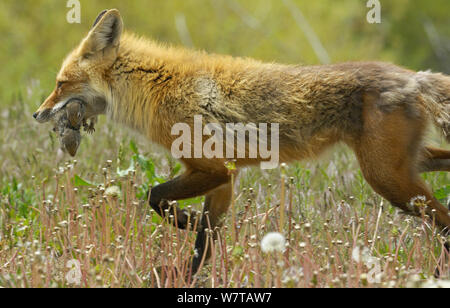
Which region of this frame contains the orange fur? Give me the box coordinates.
[34,10,450,275]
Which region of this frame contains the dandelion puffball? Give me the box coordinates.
[105,186,121,198]
[261,232,286,253]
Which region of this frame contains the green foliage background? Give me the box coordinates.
[0,1,449,287]
[1,0,450,104]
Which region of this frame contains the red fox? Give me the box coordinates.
[34,9,450,274]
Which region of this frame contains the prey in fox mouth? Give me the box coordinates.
[51,99,98,157]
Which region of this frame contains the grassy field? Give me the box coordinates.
[0,0,449,288]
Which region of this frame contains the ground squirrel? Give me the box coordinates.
[53,100,93,157]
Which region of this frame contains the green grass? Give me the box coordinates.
[0,101,448,287]
[0,0,449,288]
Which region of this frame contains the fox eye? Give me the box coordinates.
[57,81,66,89]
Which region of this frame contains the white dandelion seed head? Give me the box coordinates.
[352,246,371,263]
[421,278,450,289]
[105,186,121,198]
[261,232,286,253]
[409,195,427,207]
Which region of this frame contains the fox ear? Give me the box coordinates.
[80,9,123,59]
[92,10,108,28]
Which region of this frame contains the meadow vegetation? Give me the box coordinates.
[0,0,449,287]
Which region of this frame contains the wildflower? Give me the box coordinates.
[352,246,371,263]
[421,278,450,289]
[261,232,286,253]
[282,267,304,285]
[409,195,427,209]
[105,186,121,198]
[58,221,68,228]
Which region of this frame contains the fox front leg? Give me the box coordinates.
[190,182,233,276]
[149,169,230,230]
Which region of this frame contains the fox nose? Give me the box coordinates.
[33,112,38,119]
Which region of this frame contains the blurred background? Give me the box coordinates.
[1,0,450,104]
[0,2,449,288]
[0,0,449,184]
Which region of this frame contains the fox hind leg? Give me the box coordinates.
[420,148,450,277]
[353,93,450,232]
[419,146,450,173]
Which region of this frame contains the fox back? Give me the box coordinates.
[34,11,450,275]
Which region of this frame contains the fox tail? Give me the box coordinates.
[415,71,450,142]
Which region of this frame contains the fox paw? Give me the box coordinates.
[161,201,202,230]
[165,205,202,230]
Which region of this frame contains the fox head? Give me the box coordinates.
[33,9,123,123]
